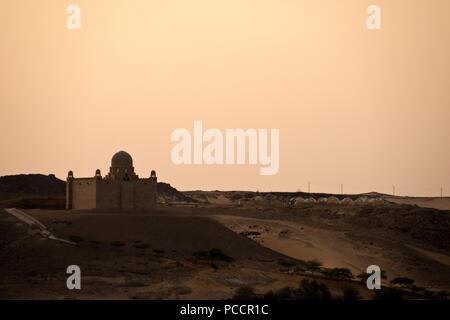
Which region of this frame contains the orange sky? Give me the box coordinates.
[0,0,449,196]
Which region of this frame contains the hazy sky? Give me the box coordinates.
[1,0,449,196]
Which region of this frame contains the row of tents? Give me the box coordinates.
[289,196,385,207]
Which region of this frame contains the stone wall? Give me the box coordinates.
[134,179,157,209]
[67,177,157,210]
[70,178,96,209]
[96,180,121,209]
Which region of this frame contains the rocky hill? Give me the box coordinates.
[0,174,65,199]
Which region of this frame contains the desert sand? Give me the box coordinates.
[1,196,449,299]
[384,196,450,211]
[0,207,371,299]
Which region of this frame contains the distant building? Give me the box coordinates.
[66,151,157,210]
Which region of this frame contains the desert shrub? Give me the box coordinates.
[193,248,234,263]
[357,272,369,283]
[437,290,449,299]
[260,286,297,300]
[153,249,165,255]
[69,235,84,243]
[261,287,296,300]
[374,287,404,300]
[262,290,276,300]
[322,268,353,280]
[295,279,332,300]
[304,259,323,274]
[111,241,125,247]
[210,263,218,270]
[233,286,256,300]
[209,248,234,262]
[133,243,151,249]
[410,285,424,292]
[278,260,297,267]
[422,289,434,297]
[237,280,332,301]
[390,277,414,287]
[357,270,387,283]
[340,285,362,300]
[193,250,209,259]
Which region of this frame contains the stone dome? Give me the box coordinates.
[111,151,133,167]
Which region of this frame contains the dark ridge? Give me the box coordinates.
[157,182,197,203]
[0,174,65,197]
[183,190,389,202]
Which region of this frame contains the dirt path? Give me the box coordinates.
[4,208,76,245]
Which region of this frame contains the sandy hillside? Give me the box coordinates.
[1,202,449,299]
[5,208,369,299]
[211,214,450,290]
[384,196,450,211]
[185,201,450,291]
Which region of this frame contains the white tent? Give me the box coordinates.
[327,196,340,204]
[341,197,354,205]
[292,197,305,207]
[355,197,368,205]
[303,197,316,203]
[370,198,385,206]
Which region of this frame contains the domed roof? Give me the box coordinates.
[111,151,133,167]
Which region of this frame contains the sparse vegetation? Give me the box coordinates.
[111,241,125,247]
[390,277,414,287]
[210,263,218,270]
[133,243,151,249]
[340,285,362,300]
[410,285,425,292]
[88,240,102,245]
[357,270,387,283]
[69,235,84,243]
[321,267,353,280]
[268,286,296,300]
[422,289,434,297]
[193,248,234,265]
[278,259,297,267]
[153,249,165,255]
[304,259,322,275]
[296,279,331,300]
[233,279,332,300]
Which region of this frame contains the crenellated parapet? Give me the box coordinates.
[66,151,157,210]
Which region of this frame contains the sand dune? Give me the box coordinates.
[207,209,450,290]
[213,215,392,276]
